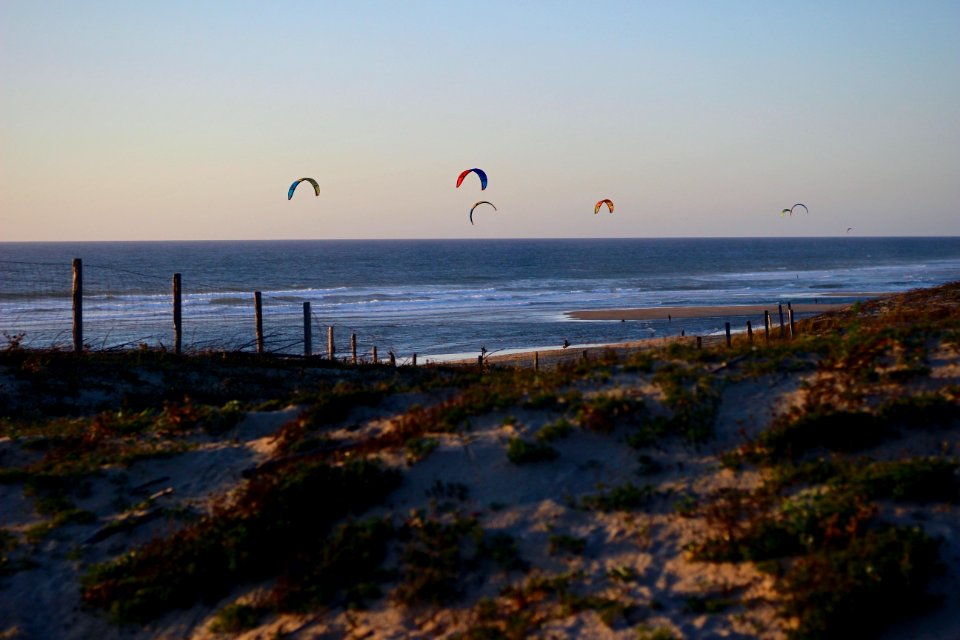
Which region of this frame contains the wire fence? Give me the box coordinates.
[0,259,386,360]
[1,258,793,367]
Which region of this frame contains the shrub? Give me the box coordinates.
[576,394,645,433]
[581,483,655,512]
[506,438,559,465]
[269,517,394,611]
[82,459,401,623]
[394,513,482,606]
[777,526,941,639]
[536,418,574,443]
[209,603,264,634]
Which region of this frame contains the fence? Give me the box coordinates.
[0,258,391,361]
[1,258,802,365]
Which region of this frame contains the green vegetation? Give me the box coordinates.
[394,513,527,606]
[461,570,635,638]
[575,393,645,433]
[82,459,400,623]
[4,282,960,638]
[209,603,265,634]
[581,483,656,512]
[506,437,559,464]
[535,418,574,443]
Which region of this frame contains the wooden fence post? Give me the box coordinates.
[696,336,702,350]
[351,333,357,364]
[534,351,539,371]
[372,345,378,364]
[327,326,335,361]
[746,320,753,344]
[412,353,417,367]
[389,351,396,367]
[725,322,732,347]
[778,303,785,338]
[764,310,771,342]
[253,291,264,354]
[303,302,312,357]
[788,308,796,338]
[173,273,182,355]
[478,355,484,368]
[72,258,83,352]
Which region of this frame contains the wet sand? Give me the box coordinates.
[566,302,848,321]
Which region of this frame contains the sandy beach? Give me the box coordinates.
[567,302,847,321]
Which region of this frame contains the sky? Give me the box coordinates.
[1,1,958,241]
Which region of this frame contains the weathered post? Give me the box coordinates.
[72,258,83,352]
[303,302,312,357]
[173,273,182,355]
[725,322,732,347]
[389,351,396,367]
[778,303,785,338]
[696,336,702,350]
[788,308,796,338]
[764,310,771,342]
[372,345,378,364]
[253,291,264,355]
[478,355,484,368]
[412,353,417,367]
[327,326,335,361]
[746,320,753,344]
[351,333,357,364]
[534,351,539,371]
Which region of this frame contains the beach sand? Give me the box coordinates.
[440,302,850,369]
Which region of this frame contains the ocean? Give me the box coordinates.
[2,238,960,359]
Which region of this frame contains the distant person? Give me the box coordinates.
[562,339,570,349]
[668,314,672,322]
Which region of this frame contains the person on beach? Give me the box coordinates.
[562,339,570,349]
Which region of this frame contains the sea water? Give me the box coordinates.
[2,238,960,358]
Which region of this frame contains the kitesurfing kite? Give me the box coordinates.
[288,178,320,200]
[594,199,614,214]
[469,201,497,225]
[780,203,808,216]
[847,227,853,234]
[456,168,488,190]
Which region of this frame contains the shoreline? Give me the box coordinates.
[566,302,848,322]
[438,300,862,366]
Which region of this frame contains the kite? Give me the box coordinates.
[288,178,320,200]
[456,168,488,190]
[594,199,614,214]
[780,203,809,216]
[469,201,497,225]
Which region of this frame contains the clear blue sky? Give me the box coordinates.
[2,1,958,240]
